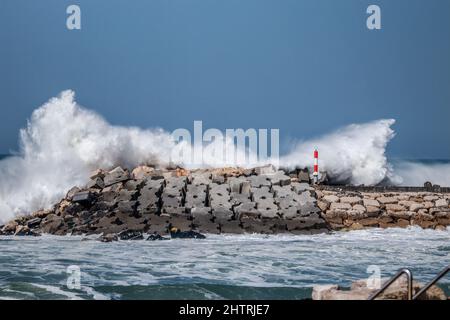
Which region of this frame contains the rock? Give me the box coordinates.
[435,199,448,208]
[348,222,364,230]
[396,219,410,228]
[340,197,362,205]
[317,200,329,212]
[72,191,94,205]
[90,169,106,180]
[66,187,81,200]
[423,195,439,201]
[104,167,130,186]
[40,214,64,234]
[297,169,310,183]
[170,228,206,239]
[147,233,170,241]
[363,199,380,207]
[254,164,276,175]
[389,211,412,220]
[87,177,105,189]
[27,217,42,228]
[352,204,366,213]
[377,196,398,204]
[330,202,352,211]
[291,182,312,193]
[99,233,118,242]
[312,285,339,300]
[313,277,446,300]
[132,166,154,179]
[1,221,18,235]
[268,171,291,186]
[323,195,339,203]
[365,206,380,217]
[356,218,378,227]
[14,225,38,236]
[118,230,144,240]
[409,203,425,212]
[386,204,406,212]
[212,174,225,184]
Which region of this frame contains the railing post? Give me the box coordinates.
[368,268,413,300]
[413,265,449,300]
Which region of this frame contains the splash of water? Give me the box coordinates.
[280,119,399,186]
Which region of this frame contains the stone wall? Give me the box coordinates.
[317,187,450,231]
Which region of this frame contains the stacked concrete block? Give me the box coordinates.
[185,184,207,210]
[137,179,163,215]
[265,171,291,186]
[213,207,242,234]
[147,213,170,235]
[190,172,212,186]
[191,207,220,234]
[161,177,186,214]
[161,177,191,231]
[209,183,231,210]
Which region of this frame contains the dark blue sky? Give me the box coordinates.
[1,0,449,158]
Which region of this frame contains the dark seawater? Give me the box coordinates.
[0,228,448,300]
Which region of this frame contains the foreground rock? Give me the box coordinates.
[312,277,447,300]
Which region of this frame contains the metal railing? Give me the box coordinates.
[368,268,413,300]
[412,265,450,300]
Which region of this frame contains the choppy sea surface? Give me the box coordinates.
[0,227,448,300]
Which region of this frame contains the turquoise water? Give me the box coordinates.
[0,227,448,300]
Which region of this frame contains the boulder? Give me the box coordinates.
[40,214,64,234]
[27,217,42,228]
[99,233,118,242]
[104,167,130,186]
[435,198,448,208]
[377,197,398,204]
[131,166,154,180]
[363,199,380,207]
[118,230,144,240]
[340,197,362,205]
[89,169,106,180]
[66,187,81,200]
[14,225,39,236]
[323,195,339,203]
[254,164,276,175]
[72,191,94,205]
[330,202,352,211]
[409,203,425,212]
[1,221,18,235]
[87,177,105,189]
[147,233,170,241]
[170,228,206,239]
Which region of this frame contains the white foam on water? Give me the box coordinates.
[31,283,83,300]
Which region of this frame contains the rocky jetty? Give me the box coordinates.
[1,165,449,239]
[0,165,328,238]
[317,187,450,231]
